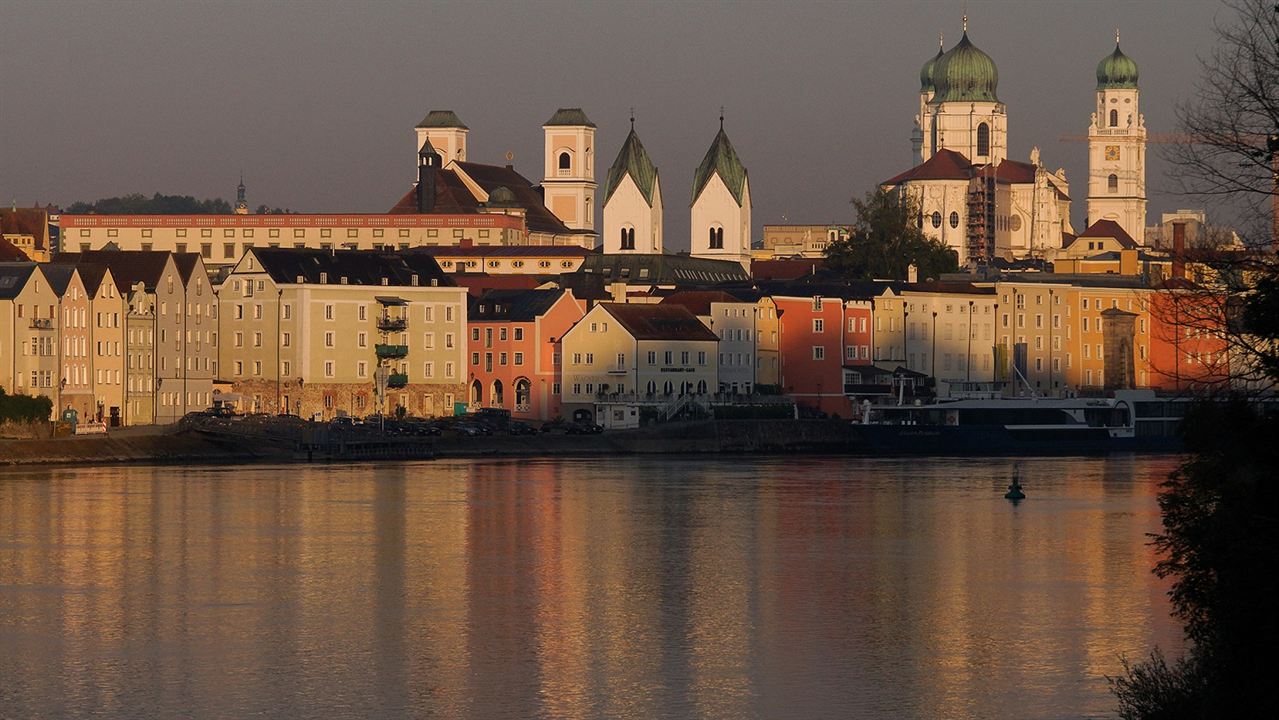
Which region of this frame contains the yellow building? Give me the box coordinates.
[217,248,468,419]
[0,263,63,415]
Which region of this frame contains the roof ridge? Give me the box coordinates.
[602,129,659,206]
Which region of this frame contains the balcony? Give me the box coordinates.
[30,318,54,330]
[375,343,409,359]
[386,373,409,388]
[377,316,407,332]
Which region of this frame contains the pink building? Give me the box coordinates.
[770,284,880,418]
[467,288,586,421]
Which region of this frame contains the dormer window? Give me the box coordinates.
[319,272,328,283]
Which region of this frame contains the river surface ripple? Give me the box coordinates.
[0,456,1182,719]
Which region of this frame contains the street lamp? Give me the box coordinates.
[931,311,938,382]
[902,305,910,369]
[966,300,974,382]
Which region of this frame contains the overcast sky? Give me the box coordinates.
[0,0,1226,250]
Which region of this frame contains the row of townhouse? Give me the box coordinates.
[1,251,215,425]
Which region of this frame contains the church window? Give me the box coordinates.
[621,227,635,250]
[558,152,571,172]
[709,226,724,249]
[949,211,959,229]
[976,123,990,157]
[931,212,942,229]
[1108,174,1118,192]
[1109,109,1118,127]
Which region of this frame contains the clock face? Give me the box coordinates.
[1105,145,1121,161]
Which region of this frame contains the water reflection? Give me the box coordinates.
[0,456,1181,719]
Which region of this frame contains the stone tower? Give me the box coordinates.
[541,108,597,233]
[1087,35,1147,244]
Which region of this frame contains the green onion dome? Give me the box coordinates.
[920,45,945,93]
[1096,44,1139,89]
[931,32,1000,103]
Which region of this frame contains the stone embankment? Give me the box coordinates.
[0,419,862,467]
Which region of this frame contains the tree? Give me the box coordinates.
[824,188,957,281]
[66,192,233,215]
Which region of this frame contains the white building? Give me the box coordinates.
[601,121,663,254]
[660,290,759,394]
[690,120,751,270]
[1086,38,1147,245]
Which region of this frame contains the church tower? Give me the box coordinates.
[602,116,663,254]
[913,37,944,165]
[541,108,597,233]
[414,110,468,172]
[1087,34,1146,244]
[234,174,248,214]
[922,18,1007,166]
[691,116,751,269]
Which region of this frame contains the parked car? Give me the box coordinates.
[566,421,604,435]
[507,421,538,436]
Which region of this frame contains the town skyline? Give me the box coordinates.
[1,1,1223,248]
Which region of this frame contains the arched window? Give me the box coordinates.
[1108,173,1119,192]
[491,379,504,407]
[514,378,530,411]
[620,227,635,250]
[646,380,657,396]
[1109,109,1118,127]
[696,380,707,394]
[931,212,942,229]
[949,211,960,229]
[470,379,482,406]
[663,380,674,395]
[709,226,724,249]
[558,152,571,171]
[976,122,990,157]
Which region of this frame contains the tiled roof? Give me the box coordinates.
[249,248,454,288]
[995,159,1037,184]
[469,289,568,322]
[1077,219,1138,249]
[172,253,203,283]
[0,263,38,299]
[450,272,543,297]
[453,162,575,235]
[602,129,659,206]
[409,245,594,258]
[576,252,751,286]
[600,303,720,342]
[41,264,76,297]
[660,290,747,315]
[53,250,173,291]
[415,110,468,129]
[692,128,748,206]
[75,263,111,296]
[0,236,29,261]
[544,108,596,128]
[883,149,973,184]
[0,208,49,250]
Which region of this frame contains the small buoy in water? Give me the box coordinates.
[1005,476,1025,501]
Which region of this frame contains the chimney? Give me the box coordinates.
[1119,248,1139,276]
[1172,222,1186,280]
[416,144,439,214]
[459,238,473,249]
[907,263,918,283]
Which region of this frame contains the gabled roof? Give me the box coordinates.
[453,162,574,235]
[1078,219,1138,249]
[576,252,751,286]
[76,263,112,296]
[692,128,748,206]
[0,236,29,261]
[543,108,595,128]
[248,248,454,288]
[0,263,38,299]
[53,250,173,291]
[173,253,203,283]
[994,159,1037,184]
[602,129,659,206]
[415,110,467,129]
[0,208,49,249]
[41,264,76,297]
[469,289,569,322]
[660,290,748,316]
[883,149,973,185]
[600,303,720,342]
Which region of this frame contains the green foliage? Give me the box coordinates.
[1109,649,1207,720]
[824,189,958,282]
[0,386,54,422]
[66,193,233,215]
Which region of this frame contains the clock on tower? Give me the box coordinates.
[1105,145,1121,161]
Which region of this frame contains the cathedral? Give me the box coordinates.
[885,20,1147,264]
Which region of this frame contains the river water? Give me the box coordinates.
[0,456,1181,719]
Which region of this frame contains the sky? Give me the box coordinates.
[0,0,1228,251]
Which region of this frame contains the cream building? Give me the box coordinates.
[217,248,468,419]
[415,110,469,167]
[1087,38,1147,244]
[80,265,128,425]
[660,291,761,394]
[602,122,663,255]
[915,22,1008,167]
[0,263,62,415]
[691,121,752,269]
[759,225,849,259]
[541,108,598,234]
[560,303,719,411]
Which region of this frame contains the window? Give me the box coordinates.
[513,328,523,341]
[324,304,334,320]
[358,332,367,348]
[324,361,334,377]
[471,352,480,366]
[931,212,942,228]
[357,361,367,378]
[514,352,523,365]
[680,351,689,365]
[813,346,825,360]
[558,151,571,171]
[813,319,824,333]
[976,122,990,156]
[1108,174,1118,192]
[620,227,636,250]
[709,226,724,249]
[1109,109,1119,127]
[616,352,625,368]
[324,332,334,348]
[949,211,960,229]
[282,332,291,347]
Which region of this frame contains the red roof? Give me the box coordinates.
[1078,219,1138,249]
[0,236,29,261]
[660,290,745,315]
[995,159,1037,184]
[883,149,973,184]
[450,272,542,297]
[600,303,720,341]
[750,258,824,280]
[0,208,49,250]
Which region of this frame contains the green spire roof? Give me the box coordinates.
[602,129,659,206]
[931,32,999,103]
[691,128,748,206]
[543,108,596,128]
[920,43,945,92]
[416,110,468,129]
[1096,44,1139,89]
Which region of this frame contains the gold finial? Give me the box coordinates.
[939,31,944,49]
[505,151,514,162]
[1115,27,1121,45]
[962,13,968,33]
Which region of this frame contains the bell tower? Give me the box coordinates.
[1087,32,1147,243]
[691,113,751,269]
[541,108,597,233]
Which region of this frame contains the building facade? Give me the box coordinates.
[1087,39,1147,245]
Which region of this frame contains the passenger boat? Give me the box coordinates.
[848,390,1183,455]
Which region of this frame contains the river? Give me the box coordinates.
[0,456,1182,719]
